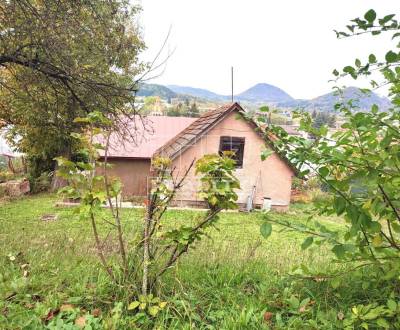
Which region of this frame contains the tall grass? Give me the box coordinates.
[0,194,356,329]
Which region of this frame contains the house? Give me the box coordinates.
[101,103,296,211]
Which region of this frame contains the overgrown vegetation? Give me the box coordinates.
[260,9,400,329]
[1,194,356,329]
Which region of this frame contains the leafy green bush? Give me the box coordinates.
[259,8,400,329]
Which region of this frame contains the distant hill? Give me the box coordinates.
[236,83,294,103]
[307,87,392,112]
[167,85,226,101]
[136,83,177,99]
[278,87,392,112]
[168,83,295,103]
[137,82,392,112]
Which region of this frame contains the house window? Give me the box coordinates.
[219,136,245,168]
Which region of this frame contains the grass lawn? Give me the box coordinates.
[0,194,371,329]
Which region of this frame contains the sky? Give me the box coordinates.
[139,1,399,100]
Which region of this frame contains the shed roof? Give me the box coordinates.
[99,116,196,159]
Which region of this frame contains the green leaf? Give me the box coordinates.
[392,32,400,39]
[301,237,313,250]
[379,14,395,25]
[392,222,400,233]
[377,318,390,329]
[260,223,272,239]
[318,167,329,177]
[385,51,398,63]
[333,196,346,215]
[331,277,341,289]
[387,299,397,311]
[332,245,346,259]
[364,9,376,23]
[368,54,377,64]
[261,149,274,161]
[128,301,140,310]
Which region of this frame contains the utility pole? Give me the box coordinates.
[231,66,234,103]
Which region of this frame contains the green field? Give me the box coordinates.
[0,194,373,329]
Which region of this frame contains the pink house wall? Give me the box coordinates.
[170,111,294,209]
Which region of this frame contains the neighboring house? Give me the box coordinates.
[101,103,297,211]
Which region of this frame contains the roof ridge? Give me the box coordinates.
[154,103,240,159]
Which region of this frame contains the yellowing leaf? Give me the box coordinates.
[372,235,382,247]
[148,305,160,316]
[128,301,140,310]
[60,304,74,312]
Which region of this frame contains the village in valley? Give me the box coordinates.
[1,1,399,329]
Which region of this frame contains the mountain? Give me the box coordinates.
[236,83,294,103]
[307,87,392,112]
[136,83,177,99]
[278,87,392,112]
[137,82,392,112]
[167,85,226,101]
[168,83,295,103]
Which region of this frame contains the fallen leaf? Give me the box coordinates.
[31,294,41,302]
[91,308,101,317]
[75,316,86,328]
[43,308,60,322]
[299,306,306,313]
[263,311,273,322]
[60,304,74,312]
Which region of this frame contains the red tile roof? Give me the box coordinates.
[99,116,196,159]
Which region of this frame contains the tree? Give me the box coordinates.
[311,111,336,129]
[0,0,146,189]
[260,9,400,328]
[188,102,200,117]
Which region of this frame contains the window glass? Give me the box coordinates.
[219,136,245,168]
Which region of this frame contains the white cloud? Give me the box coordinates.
[139,0,398,99]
